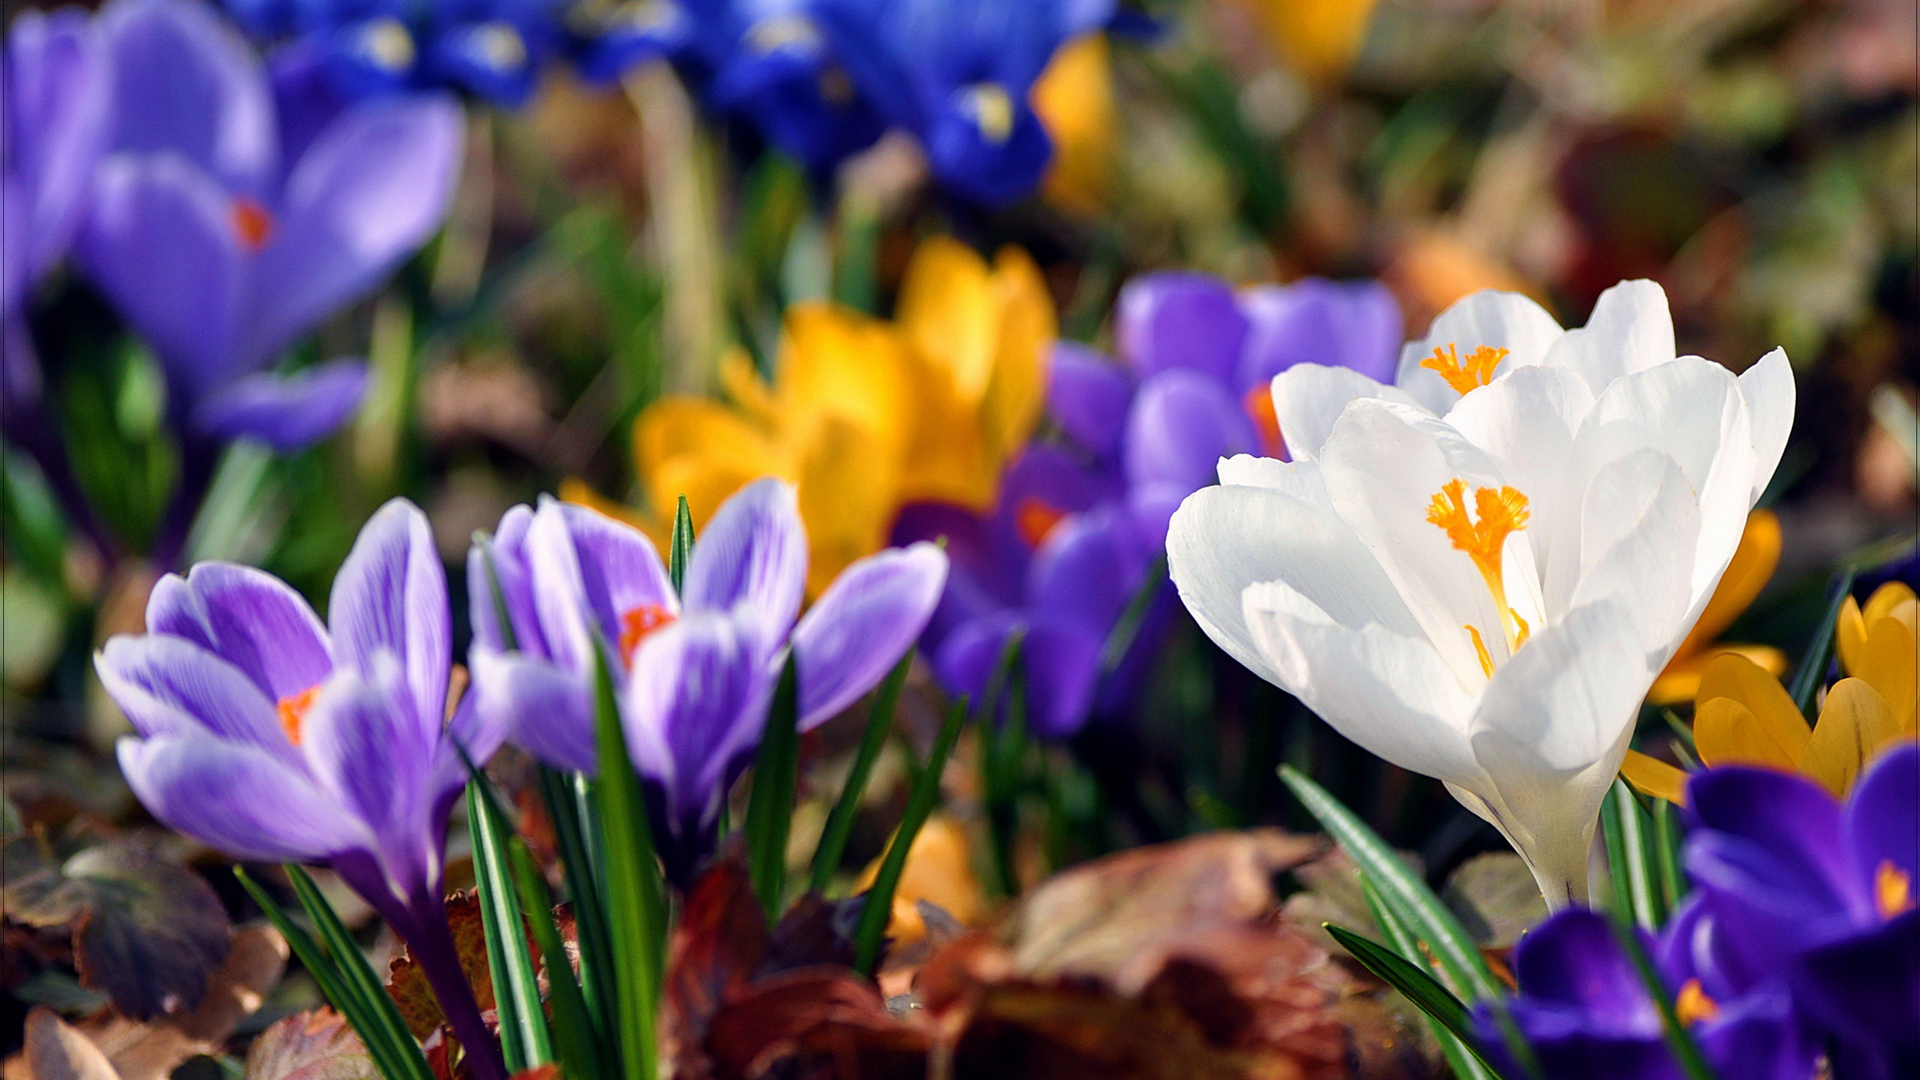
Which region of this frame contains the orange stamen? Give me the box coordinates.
[1242,385,1286,459]
[1016,497,1068,549]
[1675,979,1719,1026]
[231,198,274,251]
[1420,343,1508,396]
[1466,625,1495,679]
[277,684,321,746]
[1427,478,1533,654]
[1877,860,1913,919]
[619,603,676,667]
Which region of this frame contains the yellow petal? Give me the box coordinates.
[896,236,998,406]
[981,245,1056,466]
[1800,679,1903,796]
[1237,0,1382,83]
[1665,510,1780,667]
[1032,33,1114,216]
[795,414,900,596]
[1856,615,1918,734]
[635,397,780,487]
[1621,750,1691,806]
[1696,652,1810,761]
[1863,581,1918,627]
[853,814,984,944]
[1649,643,1788,706]
[1694,697,1803,771]
[1837,595,1869,681]
[899,348,997,511]
[718,347,778,426]
[778,303,913,455]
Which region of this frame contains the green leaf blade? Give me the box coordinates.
[853,696,967,975]
[592,647,664,1080]
[810,651,912,894]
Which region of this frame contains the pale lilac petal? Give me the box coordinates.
[95,634,298,765]
[468,645,595,774]
[326,498,450,734]
[791,542,948,731]
[1115,272,1248,384]
[1238,278,1403,389]
[117,734,359,863]
[1047,342,1133,458]
[298,662,441,901]
[77,152,245,396]
[96,0,277,194]
[681,477,806,646]
[5,9,112,285]
[467,504,543,656]
[192,357,367,451]
[246,95,463,368]
[144,561,331,702]
[556,499,675,637]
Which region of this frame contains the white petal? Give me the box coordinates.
[1243,579,1480,785]
[1737,347,1795,503]
[1267,364,1421,463]
[1540,279,1675,393]
[1396,291,1566,414]
[1569,448,1701,660]
[1215,454,1331,507]
[1166,483,1415,687]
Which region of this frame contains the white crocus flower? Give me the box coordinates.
[1167,281,1793,907]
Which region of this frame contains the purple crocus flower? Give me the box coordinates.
[1473,745,1918,1080]
[897,272,1401,739]
[468,478,948,883]
[98,499,508,1080]
[76,0,461,458]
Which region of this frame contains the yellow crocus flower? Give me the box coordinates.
[1647,510,1788,704]
[1233,0,1381,84]
[1625,581,1919,803]
[586,236,1055,597]
[1031,33,1115,216]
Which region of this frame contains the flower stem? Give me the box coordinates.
[403,891,510,1080]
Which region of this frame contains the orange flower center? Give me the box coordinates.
[1877,860,1913,919]
[1420,343,1507,396]
[1427,478,1532,672]
[276,684,322,746]
[1675,979,1719,1026]
[1016,497,1068,549]
[231,198,274,251]
[1242,385,1286,459]
[619,603,677,667]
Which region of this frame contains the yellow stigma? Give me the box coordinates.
[964,83,1016,143]
[1675,979,1719,1026]
[1427,479,1533,659]
[1421,343,1508,396]
[1877,860,1913,919]
[276,684,322,747]
[359,18,416,72]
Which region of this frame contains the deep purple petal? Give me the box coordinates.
[77,152,245,396]
[934,612,1102,740]
[791,542,947,731]
[1694,983,1819,1080]
[192,357,368,451]
[143,561,332,702]
[996,443,1117,523]
[246,94,462,368]
[298,661,441,902]
[117,733,360,863]
[892,501,1021,647]
[326,498,450,735]
[469,644,595,774]
[622,613,774,852]
[1115,272,1247,384]
[95,634,299,765]
[1846,741,1919,892]
[266,40,346,181]
[1789,910,1920,1072]
[1237,278,1402,390]
[1474,1000,1680,1080]
[1686,765,1858,916]
[1047,341,1133,458]
[1026,506,1148,636]
[681,477,806,647]
[1512,908,1663,1027]
[1657,895,1756,1001]
[97,0,277,195]
[1123,369,1258,494]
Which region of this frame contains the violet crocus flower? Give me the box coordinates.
[76,0,461,459]
[897,272,1401,739]
[468,478,947,883]
[99,500,508,1080]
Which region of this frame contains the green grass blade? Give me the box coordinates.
[1790,566,1857,717]
[1600,780,1663,929]
[538,765,618,1051]
[810,651,911,893]
[853,696,967,975]
[744,652,801,918]
[1325,925,1478,1046]
[282,867,438,1080]
[1280,766,1500,1001]
[669,495,694,595]
[1097,557,1166,675]
[507,836,611,1080]
[1652,798,1687,914]
[977,635,1025,898]
[1360,881,1520,1080]
[592,646,664,1080]
[1609,911,1720,1080]
[465,782,551,1070]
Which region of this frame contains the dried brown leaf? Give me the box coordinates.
[385,891,493,1039]
[244,1011,377,1080]
[19,1009,118,1080]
